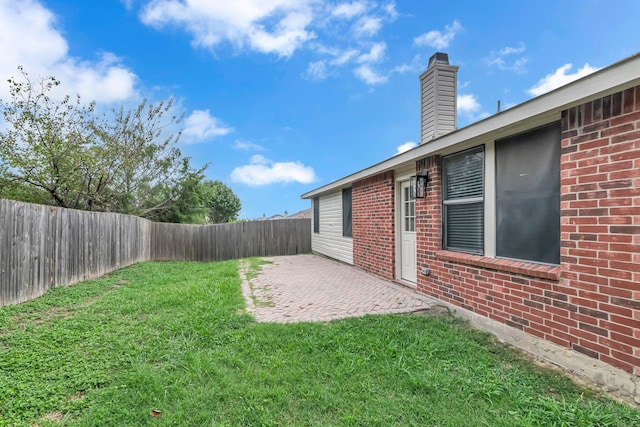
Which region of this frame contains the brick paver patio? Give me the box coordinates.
[241,254,439,323]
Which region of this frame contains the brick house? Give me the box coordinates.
[302,52,640,402]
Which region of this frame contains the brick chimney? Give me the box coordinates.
[420,52,458,144]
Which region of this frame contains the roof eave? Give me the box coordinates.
[301,52,640,199]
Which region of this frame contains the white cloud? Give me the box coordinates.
[332,2,368,19]
[357,42,386,63]
[414,20,462,49]
[383,3,398,20]
[0,0,67,69]
[141,0,316,58]
[487,58,506,68]
[353,16,383,37]
[182,110,233,142]
[139,1,397,86]
[396,141,417,155]
[392,64,412,74]
[120,0,135,10]
[304,48,360,81]
[231,154,317,186]
[391,54,424,74]
[487,42,527,73]
[354,64,388,84]
[306,44,386,81]
[233,139,264,151]
[331,49,358,66]
[528,63,600,96]
[54,54,138,103]
[499,43,525,56]
[457,94,489,123]
[0,0,137,103]
[457,94,481,114]
[250,154,270,164]
[508,57,528,73]
[303,60,328,80]
[138,0,399,87]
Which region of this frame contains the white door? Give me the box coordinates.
[400,181,417,283]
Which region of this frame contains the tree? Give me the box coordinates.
[204,180,241,223]
[0,69,98,208]
[149,170,211,224]
[89,97,200,217]
[0,67,205,221]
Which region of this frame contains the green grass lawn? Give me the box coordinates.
[0,260,639,426]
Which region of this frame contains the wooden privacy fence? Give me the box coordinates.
[151,219,311,261]
[0,198,311,307]
[0,199,151,306]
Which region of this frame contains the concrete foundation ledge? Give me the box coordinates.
[440,301,640,407]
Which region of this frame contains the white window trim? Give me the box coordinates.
[484,141,496,258]
[442,146,485,255]
[440,142,496,258]
[395,169,415,283]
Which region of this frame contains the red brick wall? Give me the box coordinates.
[560,85,640,375]
[415,157,562,338]
[415,156,442,280]
[352,171,395,280]
[414,86,640,376]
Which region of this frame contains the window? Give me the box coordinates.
[403,185,415,232]
[342,188,352,237]
[496,123,560,264]
[313,197,319,233]
[442,146,484,254]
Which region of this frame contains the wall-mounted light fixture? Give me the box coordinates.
[410,171,429,199]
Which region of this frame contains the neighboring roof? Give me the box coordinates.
[302,52,640,199]
[259,207,312,220]
[288,207,312,219]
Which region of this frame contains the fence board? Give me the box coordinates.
[149,219,311,262]
[0,198,310,307]
[0,200,152,306]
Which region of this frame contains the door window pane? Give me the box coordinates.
[403,185,415,232]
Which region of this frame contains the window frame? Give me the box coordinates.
[442,145,485,255]
[494,122,561,265]
[342,188,352,238]
[403,184,415,233]
[313,197,319,233]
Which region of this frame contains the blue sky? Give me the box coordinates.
[1,0,639,220]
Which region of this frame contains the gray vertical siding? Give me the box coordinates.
[311,190,353,264]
